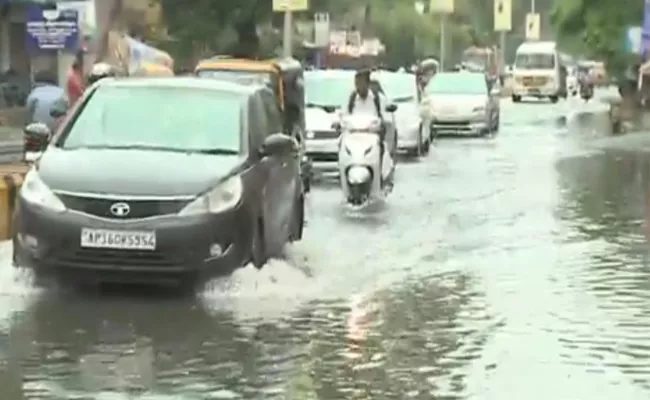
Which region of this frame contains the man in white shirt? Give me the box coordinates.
[344,69,385,117]
[343,69,388,172]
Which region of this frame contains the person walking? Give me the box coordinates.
[25,70,64,132]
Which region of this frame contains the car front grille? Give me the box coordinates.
[312,130,339,139]
[307,152,338,162]
[57,248,182,267]
[57,194,190,219]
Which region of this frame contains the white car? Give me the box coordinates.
[427,71,500,136]
[304,70,354,172]
[373,70,432,156]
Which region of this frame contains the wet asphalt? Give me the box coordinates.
[3,91,650,399]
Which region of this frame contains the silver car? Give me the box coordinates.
[304,70,353,171]
[426,71,500,136]
[373,70,432,156]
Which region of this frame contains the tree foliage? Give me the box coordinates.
[550,0,643,75]
[154,0,579,69]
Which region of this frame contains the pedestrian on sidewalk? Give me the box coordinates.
[66,50,85,106]
[25,70,64,132]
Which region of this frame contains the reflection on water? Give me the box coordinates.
[2,271,484,399]
[5,102,650,398]
[555,146,650,391]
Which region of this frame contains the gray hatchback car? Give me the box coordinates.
[13,77,305,288]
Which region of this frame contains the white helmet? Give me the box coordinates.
[88,62,116,85]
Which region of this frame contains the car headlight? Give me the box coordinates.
[20,169,66,212]
[178,176,243,216]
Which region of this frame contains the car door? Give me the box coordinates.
[247,94,282,251]
[260,90,298,245]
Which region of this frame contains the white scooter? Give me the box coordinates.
[337,114,395,205]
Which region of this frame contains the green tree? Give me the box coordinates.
[550,0,643,75]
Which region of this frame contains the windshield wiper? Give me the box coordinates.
[306,103,339,112]
[191,148,239,155]
[64,145,238,155]
[64,144,192,152]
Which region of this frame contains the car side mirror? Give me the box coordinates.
[385,104,397,112]
[23,122,51,152]
[259,133,297,156]
[49,99,68,118]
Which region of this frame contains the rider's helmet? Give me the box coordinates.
[87,62,116,86]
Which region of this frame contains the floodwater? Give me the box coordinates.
[3,93,650,399]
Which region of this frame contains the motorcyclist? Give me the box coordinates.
[343,68,388,174]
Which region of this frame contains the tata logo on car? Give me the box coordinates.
[110,202,130,217]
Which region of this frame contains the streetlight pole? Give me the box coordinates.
[531,0,535,12]
[440,15,445,71]
[283,10,293,57]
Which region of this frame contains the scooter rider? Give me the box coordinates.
[344,68,388,171]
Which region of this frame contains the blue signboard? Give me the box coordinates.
[25,6,78,52]
[642,0,650,57]
[626,26,642,54]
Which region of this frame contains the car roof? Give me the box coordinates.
[516,41,557,53]
[305,69,355,79]
[101,76,262,95]
[435,71,484,79]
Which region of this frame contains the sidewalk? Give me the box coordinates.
[0,126,22,142]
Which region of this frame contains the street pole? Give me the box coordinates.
[283,10,293,57]
[439,15,445,71]
[500,31,506,72]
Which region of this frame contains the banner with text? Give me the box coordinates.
[430,0,454,14]
[26,6,79,52]
[494,0,511,31]
[525,13,540,40]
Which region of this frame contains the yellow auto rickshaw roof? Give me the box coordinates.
[132,63,174,76]
[195,58,277,72]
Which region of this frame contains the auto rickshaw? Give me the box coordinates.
[131,62,174,77]
[195,56,312,192]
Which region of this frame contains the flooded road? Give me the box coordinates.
[4,94,650,399]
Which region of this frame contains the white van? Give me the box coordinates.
[512,41,567,103]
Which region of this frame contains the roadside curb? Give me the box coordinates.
[0,141,22,155]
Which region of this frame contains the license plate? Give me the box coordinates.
[80,228,156,250]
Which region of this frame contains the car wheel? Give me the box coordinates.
[512,95,521,103]
[289,194,304,242]
[250,217,268,269]
[549,95,559,103]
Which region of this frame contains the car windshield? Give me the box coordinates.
[305,73,353,107]
[58,86,243,153]
[375,73,417,102]
[515,53,555,69]
[426,73,487,95]
[462,52,489,69]
[197,69,272,86]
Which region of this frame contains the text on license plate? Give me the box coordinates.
[81,228,156,250]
